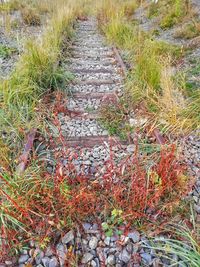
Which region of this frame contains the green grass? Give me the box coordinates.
[160,0,191,29]
[97,0,199,133]
[0,0,83,167]
[143,225,200,267]
[0,44,17,59]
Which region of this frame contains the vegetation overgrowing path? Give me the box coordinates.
[54,17,135,175]
[1,1,200,266]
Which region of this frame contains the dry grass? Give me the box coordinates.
[96,0,199,133]
[21,7,41,26]
[175,20,200,39]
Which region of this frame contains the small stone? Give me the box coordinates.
[92,223,99,230]
[194,204,200,214]
[120,249,131,263]
[35,249,44,265]
[82,222,91,231]
[127,144,135,153]
[62,230,74,244]
[141,253,152,264]
[45,246,54,257]
[89,236,98,249]
[106,255,116,265]
[42,257,50,267]
[96,247,104,262]
[94,257,100,267]
[81,253,94,264]
[91,260,97,267]
[104,237,110,246]
[128,231,140,243]
[110,236,118,242]
[49,257,58,267]
[18,255,29,264]
[126,243,133,253]
[5,261,12,266]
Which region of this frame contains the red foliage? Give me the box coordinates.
[0,111,192,260]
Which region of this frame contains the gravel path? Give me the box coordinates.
[10,17,199,267]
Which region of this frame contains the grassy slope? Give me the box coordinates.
[96,0,200,134]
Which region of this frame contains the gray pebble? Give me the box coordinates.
[81,252,94,264]
[141,253,152,264]
[106,254,116,265]
[49,257,59,267]
[62,230,74,244]
[128,231,140,243]
[89,236,99,249]
[119,248,131,263]
[18,255,29,264]
[41,257,50,267]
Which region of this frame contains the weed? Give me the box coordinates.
[102,209,123,237]
[160,0,194,29]
[143,224,200,267]
[100,100,132,140]
[0,136,191,258]
[0,45,17,59]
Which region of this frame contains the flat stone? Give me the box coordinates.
[62,230,74,244]
[41,257,50,267]
[104,237,111,246]
[35,249,44,265]
[5,261,12,266]
[18,255,29,264]
[89,236,99,249]
[128,231,140,243]
[141,253,152,264]
[81,253,94,264]
[91,260,97,267]
[194,204,200,214]
[45,246,54,257]
[49,257,59,267]
[106,255,116,265]
[119,249,131,263]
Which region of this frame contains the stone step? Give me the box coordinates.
[72,42,107,48]
[69,58,116,66]
[71,67,115,74]
[72,51,114,57]
[57,141,135,176]
[67,97,101,112]
[72,54,114,61]
[72,46,111,52]
[59,118,108,137]
[75,79,121,86]
[66,92,118,112]
[69,83,122,93]
[74,72,122,82]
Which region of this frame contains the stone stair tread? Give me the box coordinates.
[71,68,115,74]
[75,79,121,86]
